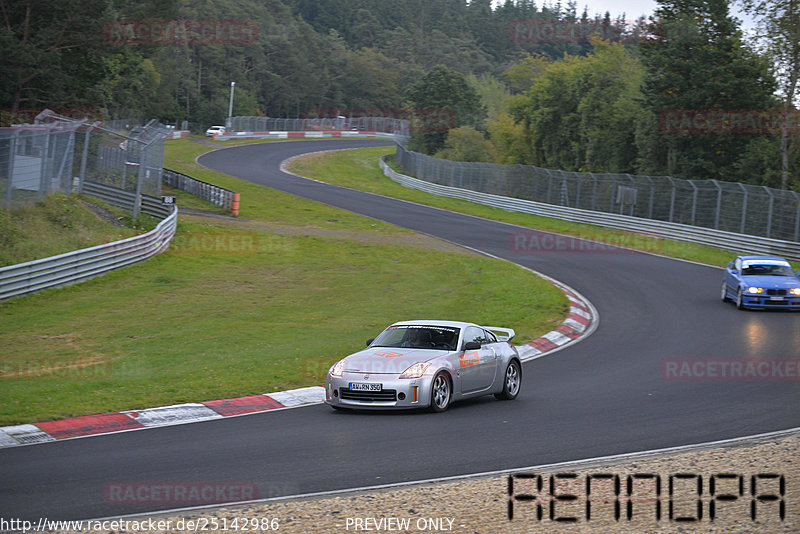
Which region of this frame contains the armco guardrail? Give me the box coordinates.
[162,168,239,215]
[380,157,800,262]
[0,203,177,301]
[82,181,173,219]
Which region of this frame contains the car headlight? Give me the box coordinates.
[329,360,344,378]
[399,362,430,379]
[790,288,800,296]
[746,287,764,294]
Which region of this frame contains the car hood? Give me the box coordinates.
[741,275,800,289]
[341,347,450,375]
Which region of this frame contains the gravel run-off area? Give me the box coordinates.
[52,428,798,534]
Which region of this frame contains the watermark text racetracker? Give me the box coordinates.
[104,20,258,45]
[661,359,800,381]
[660,109,800,134]
[510,230,669,254]
[509,19,648,44]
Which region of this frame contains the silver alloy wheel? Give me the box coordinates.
[737,289,745,310]
[431,373,450,412]
[505,362,520,396]
[721,282,728,301]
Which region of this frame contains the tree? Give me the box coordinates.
[636,0,777,181]
[0,0,117,115]
[740,0,800,190]
[435,126,496,162]
[405,65,486,154]
[507,39,645,172]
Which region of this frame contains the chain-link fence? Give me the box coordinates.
[396,145,800,242]
[0,120,82,209]
[227,116,409,136]
[1,110,170,216]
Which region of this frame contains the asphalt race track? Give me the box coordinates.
[2,139,799,522]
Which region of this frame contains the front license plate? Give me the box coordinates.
[771,297,785,301]
[349,382,381,392]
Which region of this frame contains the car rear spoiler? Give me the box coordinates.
[482,326,515,342]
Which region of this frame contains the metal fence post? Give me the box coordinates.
[6,131,17,210]
[38,129,51,199]
[667,177,676,223]
[56,131,74,196]
[763,186,774,239]
[711,179,721,229]
[78,127,91,194]
[737,183,748,234]
[133,141,146,219]
[793,191,800,243]
[645,175,655,219]
[689,181,698,226]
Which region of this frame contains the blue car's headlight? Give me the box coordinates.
[791,288,800,296]
[746,287,764,294]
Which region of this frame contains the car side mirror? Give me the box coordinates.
[730,269,738,275]
[796,272,800,278]
[366,338,374,347]
[463,341,481,351]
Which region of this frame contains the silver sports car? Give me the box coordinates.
[325,320,522,412]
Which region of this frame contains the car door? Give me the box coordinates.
[458,327,499,394]
[725,257,742,294]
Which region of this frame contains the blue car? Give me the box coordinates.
[722,255,800,310]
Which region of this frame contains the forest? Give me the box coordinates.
[1,0,797,189]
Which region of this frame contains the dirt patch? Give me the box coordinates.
[79,199,126,227]
[179,212,480,256]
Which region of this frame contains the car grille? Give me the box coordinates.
[339,388,397,402]
[767,289,787,296]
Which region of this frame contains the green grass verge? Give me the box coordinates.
[0,139,567,425]
[0,194,140,267]
[288,148,757,269]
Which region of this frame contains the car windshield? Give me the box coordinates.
[371,325,460,351]
[741,263,794,276]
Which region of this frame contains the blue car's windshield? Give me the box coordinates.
[371,325,460,351]
[741,264,794,276]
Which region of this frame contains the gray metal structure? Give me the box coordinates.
[1,110,170,217]
[382,156,800,262]
[162,168,237,212]
[227,116,409,137]
[0,203,177,301]
[395,145,800,244]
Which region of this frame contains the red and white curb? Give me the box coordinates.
[214,130,396,141]
[518,278,597,362]
[0,387,325,448]
[0,282,595,449]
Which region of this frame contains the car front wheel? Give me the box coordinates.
[736,288,747,310]
[721,282,729,302]
[495,360,521,400]
[429,372,451,412]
